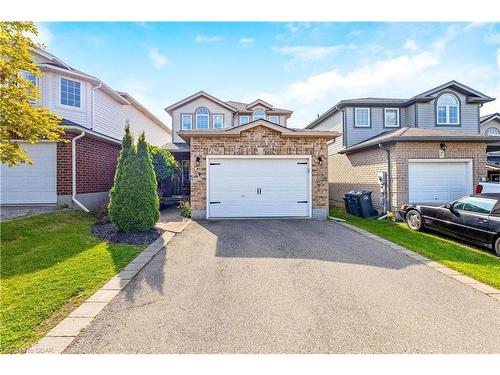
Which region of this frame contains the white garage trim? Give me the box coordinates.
[408,159,473,204]
[205,155,312,219]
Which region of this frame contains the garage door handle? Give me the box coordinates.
[297,162,307,165]
[210,201,221,204]
[297,200,308,204]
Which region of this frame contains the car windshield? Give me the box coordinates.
[452,196,497,214]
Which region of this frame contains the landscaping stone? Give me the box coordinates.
[86,289,121,303]
[101,277,131,290]
[47,318,93,337]
[69,303,107,318]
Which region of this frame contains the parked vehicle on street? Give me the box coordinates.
[399,194,500,256]
[475,181,500,194]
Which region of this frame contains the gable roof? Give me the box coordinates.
[480,113,500,125]
[177,118,338,143]
[164,91,238,114]
[340,127,495,154]
[225,100,293,114]
[116,92,170,133]
[307,80,495,129]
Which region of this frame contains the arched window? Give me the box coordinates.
[253,109,266,121]
[195,107,209,129]
[486,127,500,136]
[436,93,460,125]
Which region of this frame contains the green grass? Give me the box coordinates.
[0,211,143,353]
[330,207,500,289]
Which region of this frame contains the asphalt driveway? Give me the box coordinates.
[65,220,500,353]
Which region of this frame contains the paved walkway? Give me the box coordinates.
[65,220,500,354]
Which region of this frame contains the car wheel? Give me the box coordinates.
[494,237,500,257]
[406,209,423,231]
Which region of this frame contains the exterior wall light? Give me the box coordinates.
[439,142,447,151]
[318,156,323,165]
[195,156,201,167]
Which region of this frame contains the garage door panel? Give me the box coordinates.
[208,158,310,218]
[1,143,57,204]
[409,161,471,204]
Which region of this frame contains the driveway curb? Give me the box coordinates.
[335,221,500,302]
[27,222,189,354]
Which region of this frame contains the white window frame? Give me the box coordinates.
[384,108,400,128]
[486,127,500,136]
[59,76,82,109]
[21,70,40,104]
[268,115,279,124]
[239,115,250,125]
[436,93,460,125]
[252,109,266,121]
[195,107,210,129]
[181,114,193,130]
[354,108,370,128]
[213,114,224,129]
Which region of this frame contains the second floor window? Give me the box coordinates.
[253,109,266,121]
[21,70,39,103]
[268,116,279,124]
[60,78,81,108]
[436,93,460,125]
[354,108,370,127]
[196,107,209,129]
[181,114,192,130]
[384,108,399,127]
[213,114,224,129]
[486,127,500,136]
[239,116,250,125]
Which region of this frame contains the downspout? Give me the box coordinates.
[72,131,89,212]
[378,143,391,217]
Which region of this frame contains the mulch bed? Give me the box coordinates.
[91,222,162,245]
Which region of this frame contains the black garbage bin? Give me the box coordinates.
[343,191,359,216]
[354,190,375,218]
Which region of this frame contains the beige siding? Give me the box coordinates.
[171,97,234,143]
[480,118,500,135]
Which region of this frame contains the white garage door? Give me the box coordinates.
[408,160,472,204]
[1,143,57,204]
[207,157,311,218]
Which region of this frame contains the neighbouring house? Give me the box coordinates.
[480,113,500,180]
[306,81,496,213]
[0,49,171,210]
[164,91,338,219]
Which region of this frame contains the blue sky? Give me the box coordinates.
[37,22,500,128]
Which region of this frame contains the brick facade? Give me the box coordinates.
[57,132,120,195]
[329,141,487,212]
[189,125,329,218]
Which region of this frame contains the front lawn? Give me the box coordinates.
[330,207,500,289]
[0,211,143,353]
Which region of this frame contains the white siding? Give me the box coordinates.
[313,111,344,155]
[93,89,170,146]
[171,97,234,143]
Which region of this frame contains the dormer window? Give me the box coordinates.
[486,127,500,136]
[436,93,460,125]
[195,107,209,129]
[253,109,266,121]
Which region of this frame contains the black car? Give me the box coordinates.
[399,194,500,256]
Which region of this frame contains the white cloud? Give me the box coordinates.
[238,38,255,48]
[195,34,222,43]
[403,39,418,51]
[32,23,54,47]
[274,45,352,62]
[148,48,167,69]
[255,28,495,128]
